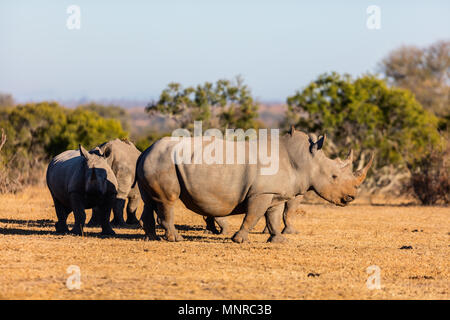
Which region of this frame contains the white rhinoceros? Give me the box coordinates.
[135,128,373,243]
[46,145,118,235]
[87,139,142,227]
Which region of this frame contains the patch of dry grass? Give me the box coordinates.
[0,187,448,299]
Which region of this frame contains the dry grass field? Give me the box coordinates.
[0,187,448,300]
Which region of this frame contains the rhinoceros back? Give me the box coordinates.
[46,150,84,206]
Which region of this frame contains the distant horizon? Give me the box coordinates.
[12,96,290,107]
[1,1,449,103]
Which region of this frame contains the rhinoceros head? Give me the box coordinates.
[307,134,374,206]
[79,144,114,197]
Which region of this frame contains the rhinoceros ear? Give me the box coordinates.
[310,134,326,155]
[79,144,90,160]
[289,126,296,136]
[103,146,112,158]
[92,146,102,156]
[308,133,317,143]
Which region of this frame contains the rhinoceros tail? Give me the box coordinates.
[132,146,150,189]
[131,152,144,189]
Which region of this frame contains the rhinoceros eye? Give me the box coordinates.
[332,174,338,180]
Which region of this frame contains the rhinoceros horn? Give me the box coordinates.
[353,153,374,186]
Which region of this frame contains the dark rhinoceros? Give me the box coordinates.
[46,145,118,235]
[135,128,373,243]
[87,139,141,227]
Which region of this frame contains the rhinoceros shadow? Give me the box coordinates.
[174,224,206,232]
[0,218,55,228]
[0,226,54,236]
[0,218,217,241]
[0,218,56,236]
[0,218,143,239]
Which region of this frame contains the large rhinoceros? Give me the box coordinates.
[135,128,373,243]
[87,139,141,227]
[46,145,118,235]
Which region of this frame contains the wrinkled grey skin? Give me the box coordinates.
[136,128,373,243]
[204,195,302,235]
[46,145,118,235]
[87,139,141,227]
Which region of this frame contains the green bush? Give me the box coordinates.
[77,103,131,131]
[62,108,128,151]
[286,72,441,170]
[134,132,170,152]
[0,102,128,191]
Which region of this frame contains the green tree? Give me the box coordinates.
[378,40,449,120]
[146,76,260,130]
[78,103,131,131]
[61,108,128,151]
[286,72,441,174]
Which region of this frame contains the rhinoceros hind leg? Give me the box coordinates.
[110,220,127,227]
[86,208,101,227]
[267,234,286,243]
[140,203,160,241]
[265,203,286,243]
[100,227,115,236]
[281,198,301,234]
[55,221,69,234]
[126,196,140,225]
[215,216,230,235]
[99,197,116,236]
[261,213,270,234]
[232,230,249,243]
[260,213,273,234]
[53,198,70,234]
[232,194,273,243]
[156,202,183,242]
[69,228,83,236]
[204,216,221,234]
[282,226,299,234]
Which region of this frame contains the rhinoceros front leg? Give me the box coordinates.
[53,198,70,234]
[86,207,101,227]
[204,216,231,235]
[232,194,273,243]
[69,193,87,236]
[125,196,140,225]
[110,198,127,227]
[266,203,286,243]
[156,202,183,242]
[204,216,220,234]
[98,196,116,236]
[282,197,302,234]
[140,203,159,241]
[215,216,230,234]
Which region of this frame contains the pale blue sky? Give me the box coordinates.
[1,0,449,103]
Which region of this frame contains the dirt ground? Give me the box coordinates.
[0,187,448,300]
